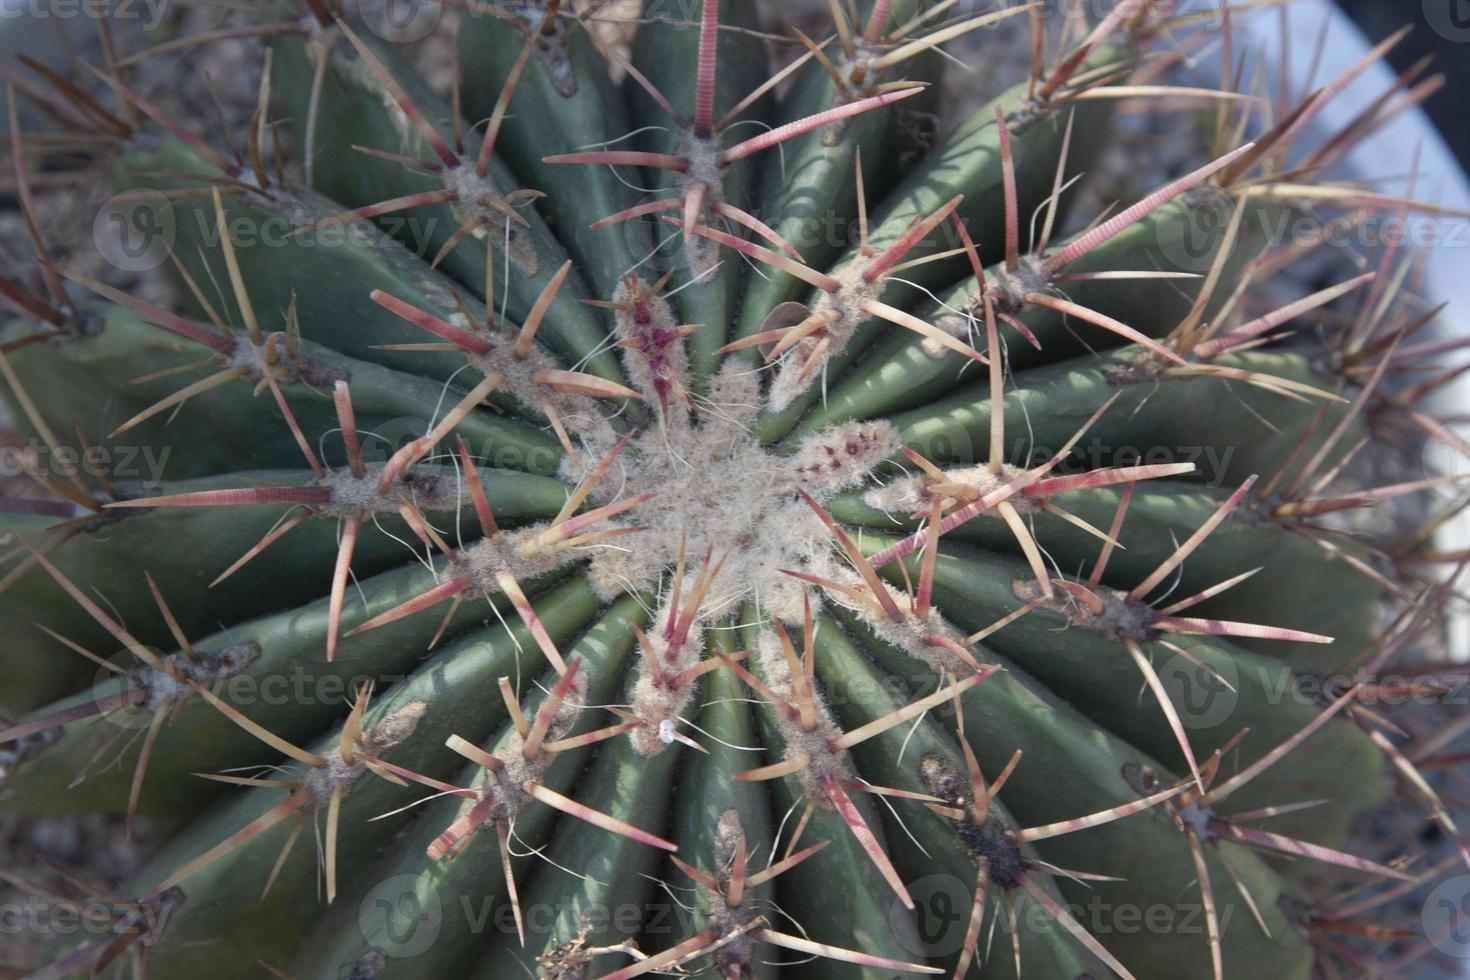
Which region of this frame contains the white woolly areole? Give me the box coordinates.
[581,362,898,625]
[629,601,705,757]
[767,261,886,412]
[756,629,849,801]
[861,462,1039,517]
[321,467,462,518]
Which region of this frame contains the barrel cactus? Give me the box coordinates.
[0,1,1463,977]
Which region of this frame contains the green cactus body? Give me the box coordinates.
[0,2,1450,978]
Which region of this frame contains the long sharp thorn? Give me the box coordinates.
[995,106,1020,271]
[998,500,1052,599]
[1130,476,1258,601]
[324,781,344,903]
[48,265,226,353]
[1151,617,1332,644]
[210,189,262,346]
[8,89,66,309]
[862,299,986,363]
[0,347,90,498]
[1125,639,1204,793]
[718,88,924,165]
[514,261,571,358]
[714,202,803,260]
[669,855,721,894]
[17,538,161,669]
[145,572,194,659]
[344,576,470,637]
[746,840,830,889]
[863,195,963,283]
[476,29,537,175]
[833,672,989,752]
[110,485,331,510]
[1024,292,1187,364]
[1042,143,1255,276]
[545,150,688,172]
[1016,783,1183,842]
[1217,823,1411,880]
[86,62,234,172]
[728,832,748,908]
[735,754,811,783]
[447,733,503,773]
[0,691,143,745]
[798,489,903,621]
[693,0,718,138]
[1017,873,1137,980]
[874,6,1031,70]
[754,928,942,974]
[326,516,361,663]
[952,868,988,979]
[590,197,681,230]
[305,189,460,235]
[210,510,314,586]
[827,0,856,58]
[496,571,567,675]
[522,658,583,760]
[334,381,366,478]
[369,289,492,355]
[1203,686,1357,806]
[259,362,323,478]
[525,781,676,851]
[677,220,839,292]
[533,368,642,401]
[916,499,941,618]
[110,365,252,437]
[822,776,913,909]
[1036,0,1142,103]
[1187,833,1224,980]
[496,820,525,946]
[1194,273,1375,360]
[151,792,311,897]
[334,19,459,167]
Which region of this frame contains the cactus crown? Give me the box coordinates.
[0,1,1465,978]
